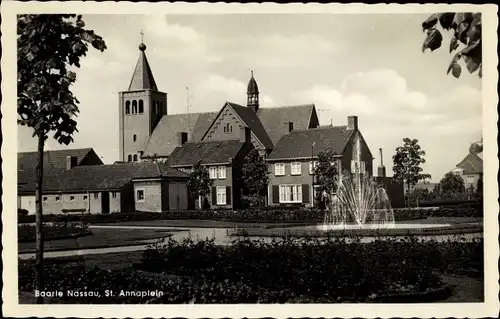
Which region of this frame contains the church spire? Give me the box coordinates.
[128,30,158,91]
[247,70,260,112]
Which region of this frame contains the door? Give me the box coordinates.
[101,191,110,214]
[20,196,36,214]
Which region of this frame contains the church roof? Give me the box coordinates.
[128,43,158,91]
[224,102,273,149]
[257,104,317,146]
[268,125,355,160]
[142,112,218,158]
[456,152,483,174]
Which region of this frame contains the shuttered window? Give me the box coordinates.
[279,184,302,203]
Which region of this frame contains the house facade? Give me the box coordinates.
[451,140,483,190]
[168,127,255,209]
[266,116,374,207]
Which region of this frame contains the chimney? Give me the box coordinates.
[240,126,251,143]
[287,122,294,133]
[377,148,386,177]
[66,156,77,170]
[347,116,358,130]
[176,132,188,147]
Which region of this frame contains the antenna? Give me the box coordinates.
[186,87,190,132]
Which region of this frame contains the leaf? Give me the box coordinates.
[422,13,438,30]
[478,64,482,78]
[438,12,455,30]
[466,19,481,43]
[456,22,470,45]
[422,28,443,52]
[448,61,462,78]
[449,36,459,53]
[463,55,481,74]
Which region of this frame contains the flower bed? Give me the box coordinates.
[17,206,482,225]
[19,235,481,304]
[18,222,91,242]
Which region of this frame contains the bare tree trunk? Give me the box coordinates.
[35,134,45,304]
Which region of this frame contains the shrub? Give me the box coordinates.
[18,208,29,217]
[18,221,90,242]
[17,206,482,225]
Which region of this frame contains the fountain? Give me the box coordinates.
[318,135,395,230]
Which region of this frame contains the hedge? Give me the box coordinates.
[17,206,482,225]
[18,222,91,242]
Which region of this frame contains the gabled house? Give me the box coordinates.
[266,116,373,207]
[18,149,189,214]
[452,140,483,190]
[168,127,255,209]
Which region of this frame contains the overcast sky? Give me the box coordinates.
[17,14,482,182]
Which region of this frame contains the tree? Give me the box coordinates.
[438,172,466,197]
[241,149,269,207]
[17,14,106,303]
[422,12,482,78]
[392,138,431,206]
[476,176,483,194]
[187,161,213,209]
[313,148,339,207]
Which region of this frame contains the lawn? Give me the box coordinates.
[92,219,317,229]
[18,228,182,253]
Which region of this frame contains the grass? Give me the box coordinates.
[18,228,181,253]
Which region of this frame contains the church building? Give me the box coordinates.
[118,40,321,163]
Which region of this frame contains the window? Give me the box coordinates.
[132,100,138,114]
[209,167,218,179]
[309,161,318,175]
[43,196,48,201]
[217,166,226,179]
[133,134,137,142]
[94,193,98,199]
[83,195,88,200]
[111,192,117,199]
[133,154,138,162]
[136,189,145,202]
[351,160,365,173]
[55,196,60,201]
[125,101,130,114]
[128,155,132,162]
[274,163,285,176]
[279,184,302,203]
[466,176,475,184]
[138,100,144,114]
[291,162,301,175]
[216,186,226,205]
[70,196,75,201]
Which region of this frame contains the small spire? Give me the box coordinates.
[251,70,254,78]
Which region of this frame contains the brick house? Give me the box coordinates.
[451,140,483,190]
[167,127,255,209]
[266,116,373,207]
[18,149,189,214]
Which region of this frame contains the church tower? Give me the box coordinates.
[118,34,167,162]
[247,70,259,113]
